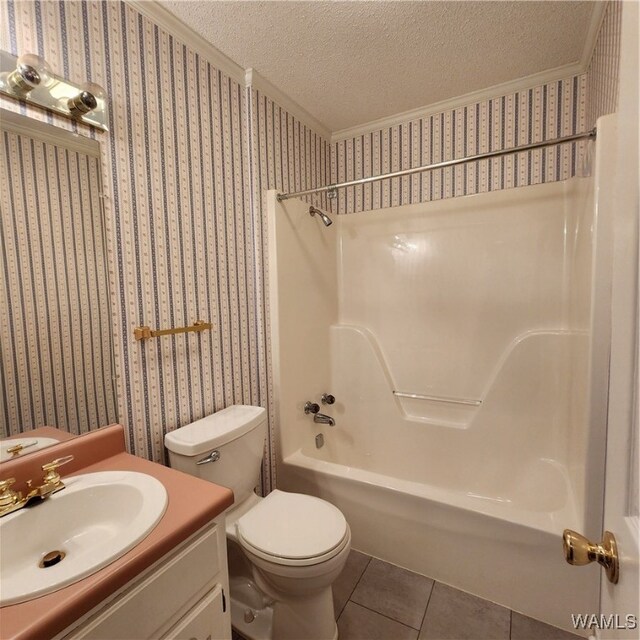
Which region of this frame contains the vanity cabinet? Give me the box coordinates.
[56,520,231,640]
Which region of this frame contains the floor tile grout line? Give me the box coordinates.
[347,555,435,632]
[336,553,372,621]
[417,577,437,634]
[348,599,423,632]
[344,555,372,606]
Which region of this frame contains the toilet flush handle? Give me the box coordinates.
[196,450,221,465]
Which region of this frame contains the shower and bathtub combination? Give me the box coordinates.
[267,117,618,633]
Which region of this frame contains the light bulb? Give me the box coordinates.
[68,81,105,116]
[8,53,51,92]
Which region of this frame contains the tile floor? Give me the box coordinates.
[233,549,584,640]
[332,551,583,640]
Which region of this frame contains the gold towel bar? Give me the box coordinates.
[134,320,212,341]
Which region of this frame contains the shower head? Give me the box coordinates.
[309,206,332,227]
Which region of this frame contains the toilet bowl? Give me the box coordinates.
[165,405,350,640]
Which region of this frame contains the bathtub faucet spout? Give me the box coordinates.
[314,412,335,426]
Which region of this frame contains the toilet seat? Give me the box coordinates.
[236,490,349,567]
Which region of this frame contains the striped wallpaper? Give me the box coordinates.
[248,87,331,489]
[586,0,622,127]
[0,0,329,490]
[0,126,117,436]
[330,75,588,214]
[0,0,623,489]
[2,0,255,463]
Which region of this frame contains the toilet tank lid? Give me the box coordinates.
[164,405,267,456]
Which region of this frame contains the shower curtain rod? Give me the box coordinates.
[276,128,596,201]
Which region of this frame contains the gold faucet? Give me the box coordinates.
[0,455,74,517]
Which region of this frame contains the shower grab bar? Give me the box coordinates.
[393,391,482,407]
[276,128,596,201]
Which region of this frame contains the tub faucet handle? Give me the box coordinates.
[304,401,320,414]
[321,393,335,405]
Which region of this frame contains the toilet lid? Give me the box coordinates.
[236,490,348,561]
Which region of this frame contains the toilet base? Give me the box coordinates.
[226,536,346,640]
[230,597,338,640]
[230,595,273,640]
[228,574,339,640]
[267,584,338,640]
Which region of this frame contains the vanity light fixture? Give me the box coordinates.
[0,49,109,131]
[7,53,50,93]
[68,82,105,116]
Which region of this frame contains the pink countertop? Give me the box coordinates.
[0,425,234,640]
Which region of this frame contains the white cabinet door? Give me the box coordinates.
[162,585,227,640]
[63,524,224,640]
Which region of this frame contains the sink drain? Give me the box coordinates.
[39,550,66,568]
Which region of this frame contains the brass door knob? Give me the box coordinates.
[562,529,619,584]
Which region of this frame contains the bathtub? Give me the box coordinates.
[278,446,598,635]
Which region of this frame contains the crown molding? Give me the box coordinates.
[580,0,608,70]
[0,107,100,156]
[126,0,246,85]
[245,69,331,140]
[127,0,605,146]
[331,62,584,142]
[127,2,331,139]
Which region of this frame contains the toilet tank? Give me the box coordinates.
[165,405,267,504]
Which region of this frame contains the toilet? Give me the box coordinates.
[165,405,351,640]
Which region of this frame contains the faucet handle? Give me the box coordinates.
[6,440,37,457]
[321,394,335,405]
[0,477,16,490]
[304,401,320,415]
[0,477,20,507]
[41,455,74,485]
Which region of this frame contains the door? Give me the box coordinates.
[600,3,639,638]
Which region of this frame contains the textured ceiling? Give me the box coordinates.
[160,1,596,133]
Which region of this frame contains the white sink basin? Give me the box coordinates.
[0,470,168,605]
[0,437,60,462]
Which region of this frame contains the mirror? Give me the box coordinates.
[0,432,66,462]
[0,109,117,457]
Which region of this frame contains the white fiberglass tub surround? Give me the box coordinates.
[268,123,613,634]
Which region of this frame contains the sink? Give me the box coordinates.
[0,470,168,606]
[0,437,60,462]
